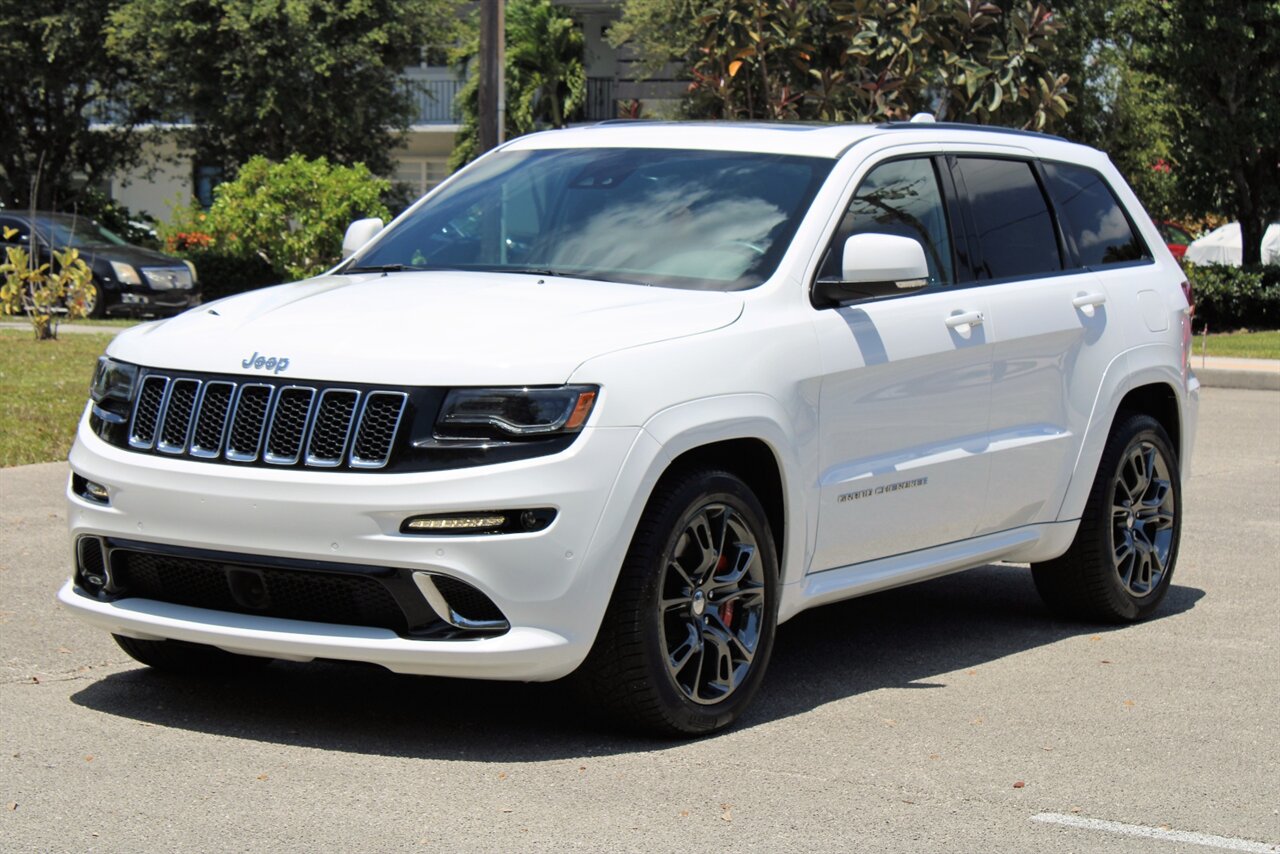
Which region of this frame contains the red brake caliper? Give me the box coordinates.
[715,553,735,628]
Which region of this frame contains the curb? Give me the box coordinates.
[1196,368,1280,392]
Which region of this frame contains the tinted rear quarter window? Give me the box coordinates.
[1042,161,1149,266]
[954,157,1061,281]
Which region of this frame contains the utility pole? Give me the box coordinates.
[478,0,505,154]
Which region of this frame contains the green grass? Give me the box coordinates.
[1196,329,1280,360]
[0,330,114,467]
[67,318,140,328]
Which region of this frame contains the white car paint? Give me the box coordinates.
[60,122,1198,684]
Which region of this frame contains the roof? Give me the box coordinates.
[502,120,1091,160]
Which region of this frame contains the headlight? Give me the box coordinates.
[109,260,141,285]
[435,386,598,440]
[183,259,198,283]
[90,356,138,405]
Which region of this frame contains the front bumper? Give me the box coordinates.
[107,286,201,317]
[58,580,576,679]
[63,411,653,681]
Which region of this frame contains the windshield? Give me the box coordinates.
[33,217,129,249]
[348,148,834,290]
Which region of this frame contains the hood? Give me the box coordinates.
[77,244,183,268]
[107,271,744,385]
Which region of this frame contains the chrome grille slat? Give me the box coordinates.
[350,392,408,469]
[157,378,202,454]
[306,389,361,467]
[225,384,274,462]
[190,381,236,458]
[128,375,169,449]
[123,372,410,471]
[264,387,317,465]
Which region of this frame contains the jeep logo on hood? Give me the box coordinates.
[242,351,290,374]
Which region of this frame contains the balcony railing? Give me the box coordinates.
[406,78,463,125]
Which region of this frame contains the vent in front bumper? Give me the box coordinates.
[74,537,509,640]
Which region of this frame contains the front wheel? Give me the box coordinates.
[576,468,779,736]
[1032,413,1182,622]
[81,280,106,319]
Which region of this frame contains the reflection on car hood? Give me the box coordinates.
[107,271,745,385]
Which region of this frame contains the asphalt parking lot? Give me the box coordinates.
[2,387,1277,853]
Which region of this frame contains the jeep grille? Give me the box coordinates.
[125,371,407,470]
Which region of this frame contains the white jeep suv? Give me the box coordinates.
[61,121,1198,735]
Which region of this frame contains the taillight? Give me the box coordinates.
[1179,279,1194,380]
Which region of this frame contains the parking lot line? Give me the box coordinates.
[1031,812,1280,852]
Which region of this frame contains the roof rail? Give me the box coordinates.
[875,121,1067,142]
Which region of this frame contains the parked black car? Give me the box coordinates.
[0,212,200,318]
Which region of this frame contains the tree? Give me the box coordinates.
[162,155,391,280]
[1131,0,1279,264]
[450,0,586,170]
[0,0,147,210]
[609,0,1070,129]
[108,0,459,178]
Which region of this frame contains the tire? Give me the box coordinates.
[113,634,270,673]
[1032,413,1181,622]
[82,280,106,319]
[576,467,780,736]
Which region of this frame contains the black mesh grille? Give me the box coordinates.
[351,392,406,467]
[226,385,272,460]
[157,379,200,452]
[76,536,106,581]
[113,550,409,633]
[433,576,506,623]
[264,387,315,463]
[129,376,167,447]
[307,390,359,465]
[190,382,234,456]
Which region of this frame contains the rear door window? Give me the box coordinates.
[953,157,1061,281]
[1042,161,1149,266]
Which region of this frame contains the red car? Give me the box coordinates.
[1158,221,1193,260]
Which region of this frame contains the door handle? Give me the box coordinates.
[1072,292,1107,309]
[945,311,984,329]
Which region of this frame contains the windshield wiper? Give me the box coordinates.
[469,266,578,278]
[341,263,430,275]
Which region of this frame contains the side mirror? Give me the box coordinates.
[813,233,930,306]
[341,217,384,259]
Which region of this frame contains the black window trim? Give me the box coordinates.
[807,149,1158,309]
[946,153,1066,285]
[1037,157,1155,274]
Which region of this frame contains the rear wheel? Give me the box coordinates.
[1032,413,1181,622]
[113,634,270,673]
[577,467,779,736]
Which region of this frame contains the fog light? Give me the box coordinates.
[404,514,508,532]
[72,473,110,504]
[400,508,556,535]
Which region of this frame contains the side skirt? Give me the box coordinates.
[778,520,1079,623]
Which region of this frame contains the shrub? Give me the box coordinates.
[160,154,391,281]
[1185,263,1280,332]
[1,227,94,340]
[181,249,279,303]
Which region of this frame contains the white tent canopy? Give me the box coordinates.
[1184,222,1280,266]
